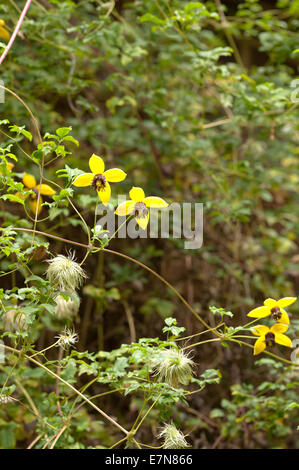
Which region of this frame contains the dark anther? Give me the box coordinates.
[92,174,106,190]
[134,202,148,219]
[265,332,275,348]
[271,306,281,320]
[31,188,39,199]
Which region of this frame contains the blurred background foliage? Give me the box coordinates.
[0,0,298,448]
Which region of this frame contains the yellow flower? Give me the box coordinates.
[0,20,10,41]
[20,173,56,215]
[0,162,14,174]
[247,297,297,325]
[252,323,292,355]
[115,186,168,230]
[72,154,126,206]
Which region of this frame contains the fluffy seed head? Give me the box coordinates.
[2,309,27,331]
[46,253,86,291]
[55,328,79,350]
[54,293,80,319]
[152,348,195,387]
[158,423,190,449]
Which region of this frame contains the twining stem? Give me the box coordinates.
[227,337,298,366]
[182,337,221,350]
[49,425,67,449]
[0,85,42,143]
[132,393,162,434]
[175,323,224,342]
[56,346,64,419]
[0,0,33,66]
[29,340,60,358]
[7,227,93,250]
[103,247,219,335]
[6,226,218,336]
[5,226,299,367]
[3,344,129,435]
[27,433,43,449]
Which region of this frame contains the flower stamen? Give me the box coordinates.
[265,332,275,348]
[92,174,106,191]
[134,202,148,219]
[270,306,282,320]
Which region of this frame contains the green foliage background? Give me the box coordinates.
[0,0,298,449]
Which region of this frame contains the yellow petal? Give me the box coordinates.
[23,173,37,189]
[277,309,290,325]
[270,323,289,335]
[104,168,127,183]
[6,162,14,171]
[14,192,26,202]
[277,297,297,308]
[0,26,10,42]
[129,187,145,202]
[97,181,111,206]
[29,196,43,215]
[37,184,56,196]
[144,196,168,208]
[115,201,135,216]
[247,306,270,318]
[72,173,94,187]
[136,213,149,230]
[89,154,105,175]
[251,325,270,336]
[274,333,292,348]
[254,337,266,355]
[263,298,277,308]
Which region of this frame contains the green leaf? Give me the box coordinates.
[0,194,24,205]
[56,127,72,138]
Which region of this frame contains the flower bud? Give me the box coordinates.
[46,253,86,291]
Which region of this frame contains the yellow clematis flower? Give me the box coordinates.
[247,297,297,325]
[0,20,10,42]
[115,186,168,230]
[0,162,14,174]
[72,154,126,206]
[20,173,56,215]
[252,323,292,355]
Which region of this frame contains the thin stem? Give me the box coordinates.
[29,340,60,358]
[3,344,130,435]
[0,86,42,144]
[133,393,162,433]
[6,226,219,337]
[49,425,67,449]
[103,248,219,335]
[6,227,93,250]
[227,337,298,366]
[175,323,224,342]
[102,215,133,248]
[109,436,128,449]
[27,434,43,449]
[182,337,221,350]
[0,0,32,66]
